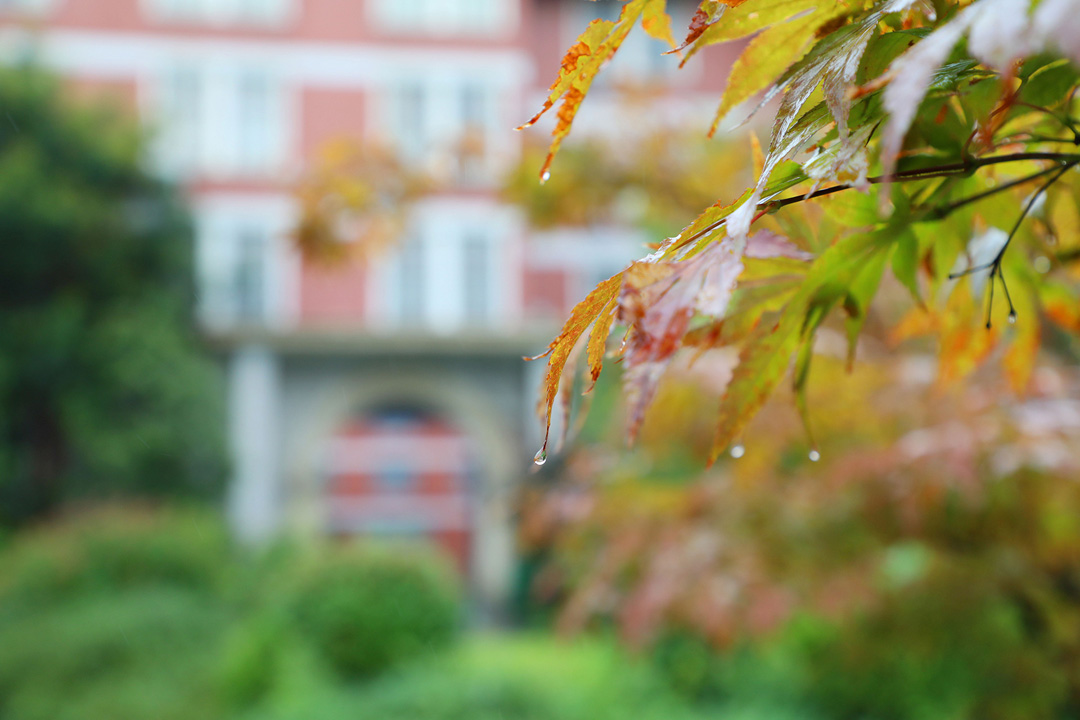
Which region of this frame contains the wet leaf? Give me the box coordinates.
[671,0,731,55]
[678,0,820,68]
[711,231,891,461]
[891,227,924,306]
[709,12,823,134]
[843,243,890,370]
[532,274,624,457]
[519,0,675,181]
[618,239,749,440]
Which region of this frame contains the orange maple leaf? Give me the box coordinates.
[530,273,624,462]
[518,0,676,182]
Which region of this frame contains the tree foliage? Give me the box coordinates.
[523,0,1080,463]
[520,356,1080,716]
[0,68,227,526]
[294,139,430,265]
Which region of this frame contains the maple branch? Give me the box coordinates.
[926,164,1065,220]
[674,151,1080,252]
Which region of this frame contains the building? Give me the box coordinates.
[0,0,733,612]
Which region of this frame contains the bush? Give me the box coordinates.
[0,504,228,611]
[651,626,824,720]
[288,544,461,678]
[240,634,709,720]
[0,585,229,720]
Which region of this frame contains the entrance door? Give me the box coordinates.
[322,407,475,572]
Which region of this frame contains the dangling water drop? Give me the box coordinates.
[1008,310,1017,325]
[729,444,745,459]
[808,449,821,462]
[540,171,551,184]
[533,448,547,466]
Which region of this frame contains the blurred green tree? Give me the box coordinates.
[0,67,227,526]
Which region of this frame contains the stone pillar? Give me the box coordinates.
[471,470,517,623]
[227,344,281,544]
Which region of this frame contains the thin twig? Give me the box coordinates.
[949,160,1076,327]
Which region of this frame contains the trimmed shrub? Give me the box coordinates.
[289,543,460,678]
[0,586,228,720]
[0,504,228,611]
[238,634,708,720]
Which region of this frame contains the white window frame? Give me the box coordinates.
[370,0,518,38]
[141,0,292,28]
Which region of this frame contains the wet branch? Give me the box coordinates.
[674,151,1080,252]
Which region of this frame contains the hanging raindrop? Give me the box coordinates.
[1008,311,1017,325]
[533,448,547,466]
[540,171,551,184]
[808,449,821,462]
[729,444,745,459]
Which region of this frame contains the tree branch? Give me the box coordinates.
[674,151,1080,252]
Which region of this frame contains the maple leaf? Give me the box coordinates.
[523,0,1080,468]
[876,0,1080,182]
[1041,281,1080,332]
[615,232,808,441]
[294,139,429,264]
[676,0,821,69]
[531,274,623,463]
[517,0,676,183]
[670,0,736,55]
[891,284,1000,387]
[711,231,891,462]
[723,0,924,241]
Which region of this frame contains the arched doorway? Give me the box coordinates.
[321,404,478,572]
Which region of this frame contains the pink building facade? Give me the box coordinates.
[2,0,731,611]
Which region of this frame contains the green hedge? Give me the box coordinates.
[288,544,461,678]
[0,504,227,612]
[240,634,713,720]
[0,586,228,720]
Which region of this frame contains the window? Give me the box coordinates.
[397,234,425,324]
[156,66,201,176]
[459,0,502,33]
[155,64,285,178]
[460,83,489,131]
[590,0,622,22]
[235,0,289,26]
[236,71,278,173]
[577,0,682,83]
[234,228,266,324]
[372,0,514,37]
[143,0,290,27]
[376,463,417,493]
[459,82,493,179]
[462,234,490,324]
[393,82,427,162]
[0,0,56,15]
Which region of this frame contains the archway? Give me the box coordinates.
[322,403,479,572]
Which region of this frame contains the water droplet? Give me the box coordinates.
[1008,311,1017,325]
[808,449,821,462]
[1034,255,1051,274]
[533,448,547,466]
[729,444,745,459]
[540,171,551,184]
